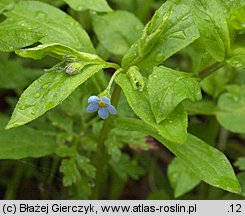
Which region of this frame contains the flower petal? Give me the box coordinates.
[98,107,109,119]
[101,96,111,105]
[88,96,100,103]
[87,103,99,112]
[106,104,117,115]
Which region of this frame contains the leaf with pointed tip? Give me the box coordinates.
[0,1,94,52]
[63,0,112,12]
[116,117,241,194]
[115,73,187,143]
[6,64,105,129]
[191,0,230,62]
[168,157,201,198]
[122,0,199,74]
[148,66,202,123]
[92,10,143,55]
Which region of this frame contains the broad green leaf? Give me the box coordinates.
[0,115,55,159]
[184,99,217,115]
[6,64,105,129]
[234,158,245,171]
[191,0,230,61]
[0,59,42,90]
[230,6,245,31]
[227,48,245,69]
[172,136,239,195]
[115,73,187,143]
[16,43,82,60]
[110,0,154,22]
[16,43,107,65]
[109,154,145,181]
[201,66,234,98]
[157,104,187,144]
[63,0,112,12]
[60,158,81,186]
[148,66,201,123]
[184,41,216,74]
[122,0,199,74]
[216,85,245,133]
[168,157,201,198]
[116,117,240,194]
[0,19,44,52]
[92,11,143,55]
[1,1,94,52]
[0,0,14,14]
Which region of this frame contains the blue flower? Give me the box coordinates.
[87,96,117,119]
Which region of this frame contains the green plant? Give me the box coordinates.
[0,0,245,199]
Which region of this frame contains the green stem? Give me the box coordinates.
[100,68,123,97]
[199,62,225,79]
[217,128,229,152]
[92,84,122,199]
[106,62,121,70]
[107,69,123,92]
[4,164,24,199]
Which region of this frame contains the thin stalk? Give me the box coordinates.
[92,84,122,199]
[4,164,24,199]
[199,62,225,79]
[217,128,229,152]
[106,62,121,70]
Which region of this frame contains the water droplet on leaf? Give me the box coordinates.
[182,15,189,21]
[191,36,196,41]
[19,105,26,110]
[41,84,49,89]
[139,86,143,92]
[172,31,186,39]
[155,52,163,63]
[34,93,41,98]
[35,11,47,19]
